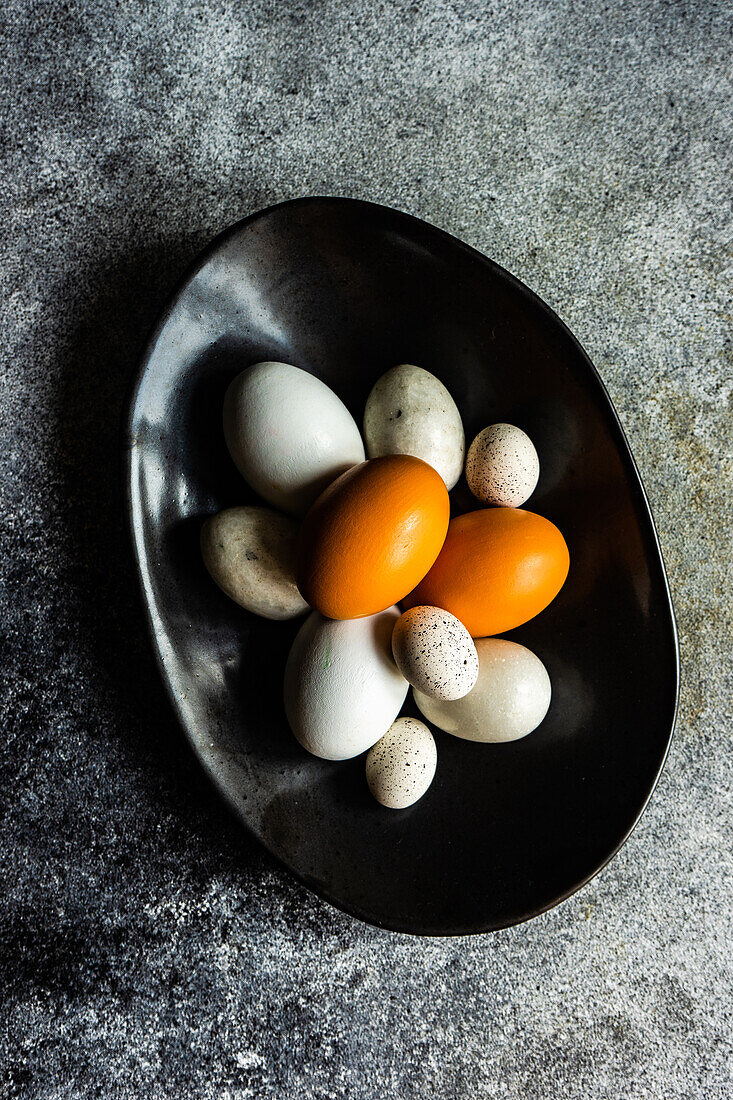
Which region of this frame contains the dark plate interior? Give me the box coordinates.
[126,197,679,935]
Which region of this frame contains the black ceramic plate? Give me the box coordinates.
[126,197,679,935]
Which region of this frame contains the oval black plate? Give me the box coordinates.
[126,197,679,935]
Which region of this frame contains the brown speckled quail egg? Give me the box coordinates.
[465,423,540,507]
[392,605,479,701]
[365,717,437,809]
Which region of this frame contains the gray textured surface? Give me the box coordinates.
[2,0,732,1096]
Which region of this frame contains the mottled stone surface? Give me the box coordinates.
[1,0,731,1096]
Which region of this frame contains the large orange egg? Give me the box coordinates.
[404,508,569,637]
[297,455,450,619]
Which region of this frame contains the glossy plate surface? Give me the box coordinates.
[127,198,679,935]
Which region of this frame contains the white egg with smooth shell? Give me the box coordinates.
[366,718,437,809]
[414,637,551,743]
[465,422,540,507]
[284,608,408,761]
[364,364,465,489]
[224,362,365,515]
[392,605,479,701]
[200,506,309,620]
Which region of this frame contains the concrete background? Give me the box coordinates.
[2,1,731,1096]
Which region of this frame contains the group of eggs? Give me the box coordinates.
[201,361,570,809]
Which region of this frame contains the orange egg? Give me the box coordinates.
[404,508,569,637]
[297,455,450,619]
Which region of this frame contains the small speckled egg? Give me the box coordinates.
[201,506,309,620]
[465,423,540,507]
[391,605,479,701]
[414,637,551,742]
[365,717,437,809]
[364,364,465,489]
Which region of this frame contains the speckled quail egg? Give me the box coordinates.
[365,717,437,809]
[465,423,540,507]
[391,605,479,701]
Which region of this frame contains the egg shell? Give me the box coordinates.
[364,364,465,489]
[284,607,408,761]
[404,507,569,637]
[391,606,479,701]
[414,637,551,742]
[297,455,450,620]
[466,423,540,507]
[365,718,437,809]
[201,505,309,620]
[223,362,365,515]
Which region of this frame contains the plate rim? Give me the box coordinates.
[124,195,681,936]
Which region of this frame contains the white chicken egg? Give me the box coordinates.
[200,505,309,620]
[465,423,540,507]
[414,637,551,743]
[363,364,465,489]
[365,718,437,809]
[284,607,408,761]
[223,361,365,515]
[391,605,479,701]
